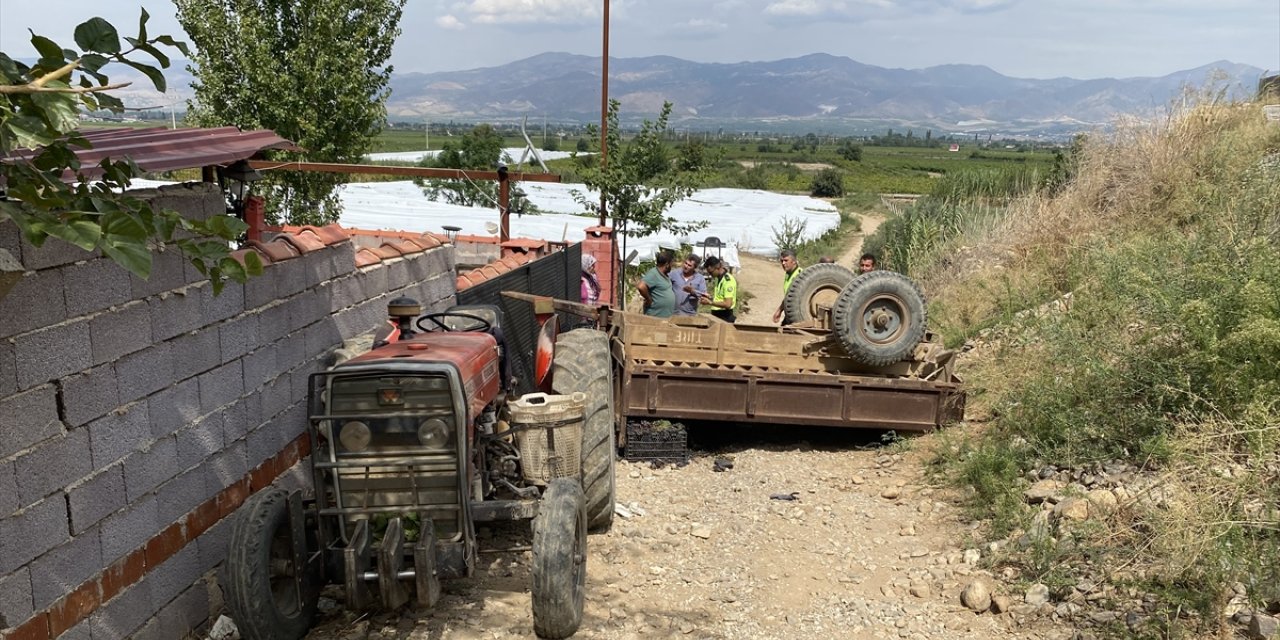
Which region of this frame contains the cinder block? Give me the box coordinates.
[259,373,294,422]
[146,546,202,613]
[0,568,33,631]
[0,337,15,399]
[195,516,233,574]
[272,459,312,494]
[291,360,322,405]
[357,262,390,301]
[99,495,158,565]
[206,440,247,494]
[19,235,96,271]
[276,332,306,374]
[13,317,92,390]
[246,423,286,470]
[0,384,62,460]
[197,360,244,414]
[147,581,210,640]
[334,299,381,340]
[303,319,342,362]
[0,497,70,574]
[272,258,310,300]
[14,427,92,507]
[275,401,308,443]
[59,363,120,428]
[88,578,153,640]
[169,329,221,381]
[147,377,201,438]
[201,280,244,325]
[62,258,133,317]
[129,246,187,299]
[88,401,151,467]
[175,417,223,471]
[156,466,213,525]
[123,436,180,502]
[220,396,253,444]
[256,301,290,343]
[0,461,16,518]
[241,344,279,393]
[59,619,92,640]
[0,269,66,340]
[384,257,411,292]
[90,300,153,365]
[148,286,204,342]
[217,312,260,364]
[288,287,330,330]
[29,527,103,611]
[243,265,278,310]
[67,464,126,535]
[115,341,175,405]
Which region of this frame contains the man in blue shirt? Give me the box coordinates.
[670,254,707,316]
[637,251,677,318]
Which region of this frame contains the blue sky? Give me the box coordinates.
[1,0,1277,79]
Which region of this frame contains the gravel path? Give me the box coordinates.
[301,431,1073,640]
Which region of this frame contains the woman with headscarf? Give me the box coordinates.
[581,254,601,306]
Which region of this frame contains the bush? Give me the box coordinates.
[809,168,844,197]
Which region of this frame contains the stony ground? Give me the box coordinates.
[299,428,1077,640]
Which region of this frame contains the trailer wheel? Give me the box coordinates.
[531,478,587,639]
[223,490,319,640]
[552,329,616,533]
[832,270,928,366]
[783,263,857,325]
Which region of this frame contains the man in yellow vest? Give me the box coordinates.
[699,256,737,323]
[772,249,802,324]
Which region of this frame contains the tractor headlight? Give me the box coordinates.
[339,421,372,452]
[417,418,451,449]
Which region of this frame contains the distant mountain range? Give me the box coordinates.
[386,53,1266,135]
[91,53,1267,136]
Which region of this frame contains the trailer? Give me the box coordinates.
[504,285,964,444]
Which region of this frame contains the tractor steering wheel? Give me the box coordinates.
[415,311,493,333]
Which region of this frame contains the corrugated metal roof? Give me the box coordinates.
[4,126,299,179]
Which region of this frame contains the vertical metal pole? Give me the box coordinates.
[499,168,511,246]
[599,0,610,225]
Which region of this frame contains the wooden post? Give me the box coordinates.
[498,165,510,246]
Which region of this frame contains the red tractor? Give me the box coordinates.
[222,297,616,640]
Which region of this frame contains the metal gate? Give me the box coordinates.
[456,244,582,395]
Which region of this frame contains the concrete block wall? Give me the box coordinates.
[0,183,456,640]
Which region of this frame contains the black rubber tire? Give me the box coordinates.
[782,263,857,325]
[531,478,587,639]
[551,329,616,533]
[223,490,319,640]
[832,270,928,367]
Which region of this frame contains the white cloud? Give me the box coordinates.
[461,0,600,25]
[435,14,467,30]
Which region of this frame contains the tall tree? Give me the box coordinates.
[0,12,258,291]
[417,124,534,214]
[176,0,405,225]
[572,100,703,239]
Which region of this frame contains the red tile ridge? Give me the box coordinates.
[502,238,547,249]
[498,257,521,269]
[415,234,443,249]
[280,231,326,254]
[248,239,300,263]
[355,248,383,267]
[388,239,425,255]
[479,265,501,279]
[230,247,270,267]
[371,244,402,259]
[456,274,474,290]
[303,223,350,245]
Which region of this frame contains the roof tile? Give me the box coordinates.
[248,239,300,263]
[456,275,474,291]
[230,248,268,267]
[305,224,349,245]
[355,248,382,267]
[415,234,443,249]
[388,240,424,255]
[479,265,501,279]
[281,231,326,254]
[372,244,402,260]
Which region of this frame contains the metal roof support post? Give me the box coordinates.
[498,165,511,248]
[599,0,610,226]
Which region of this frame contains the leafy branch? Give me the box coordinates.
[1,11,261,292]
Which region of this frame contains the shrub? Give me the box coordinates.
[809,168,844,197]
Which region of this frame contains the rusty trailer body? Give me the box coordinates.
[505,293,965,438]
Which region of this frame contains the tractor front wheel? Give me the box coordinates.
[531,478,587,639]
[223,490,320,640]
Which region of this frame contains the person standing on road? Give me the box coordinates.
[699,256,737,323]
[858,253,877,274]
[637,250,677,318]
[670,254,707,316]
[772,249,803,324]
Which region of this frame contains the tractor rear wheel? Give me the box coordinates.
[223,490,319,640]
[531,478,587,639]
[552,329,616,532]
[783,263,857,325]
[832,270,928,366]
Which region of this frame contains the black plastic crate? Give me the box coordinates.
[624,419,689,463]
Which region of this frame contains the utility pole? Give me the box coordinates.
[599,0,610,225]
[425,118,430,150]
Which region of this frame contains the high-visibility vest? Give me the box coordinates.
[782,266,803,295]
